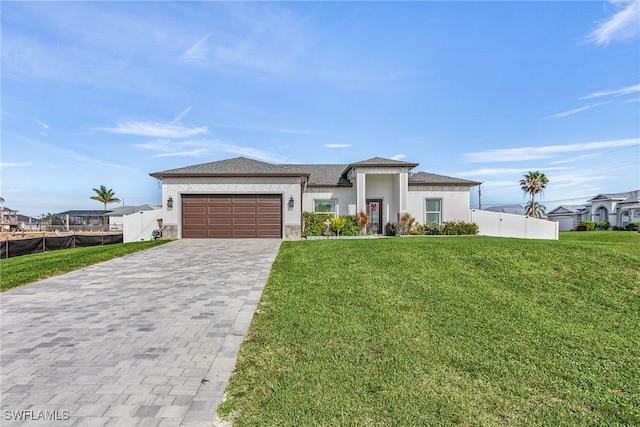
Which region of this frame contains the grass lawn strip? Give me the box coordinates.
[0,240,169,291]
[219,235,640,426]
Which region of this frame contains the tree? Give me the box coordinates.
[525,200,546,218]
[91,185,121,210]
[519,171,548,218]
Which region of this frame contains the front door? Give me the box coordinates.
[367,199,383,234]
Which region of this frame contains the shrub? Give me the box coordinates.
[330,216,348,236]
[612,226,626,231]
[597,221,610,230]
[398,213,417,235]
[626,222,640,232]
[303,212,333,237]
[422,222,441,235]
[385,222,398,236]
[422,221,478,236]
[355,211,370,235]
[580,220,596,231]
[340,215,359,236]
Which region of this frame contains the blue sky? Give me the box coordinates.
[2,0,639,218]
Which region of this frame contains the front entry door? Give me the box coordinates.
[367,199,383,234]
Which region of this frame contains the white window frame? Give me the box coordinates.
[313,199,337,216]
[425,198,442,224]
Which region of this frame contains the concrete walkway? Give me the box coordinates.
[1,239,281,426]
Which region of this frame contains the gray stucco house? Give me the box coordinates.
[547,190,640,231]
[150,156,480,239]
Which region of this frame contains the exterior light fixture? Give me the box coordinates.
[288,196,295,210]
[167,196,174,210]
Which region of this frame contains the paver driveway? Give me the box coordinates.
[1,239,281,426]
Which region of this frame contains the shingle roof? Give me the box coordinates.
[150,156,479,188]
[347,157,419,168]
[106,205,161,216]
[150,157,310,178]
[547,205,590,215]
[409,171,481,186]
[484,205,526,215]
[287,164,351,186]
[589,190,640,202]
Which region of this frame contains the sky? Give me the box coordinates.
[1,0,639,218]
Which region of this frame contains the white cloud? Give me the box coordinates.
[550,154,602,164]
[182,33,214,61]
[463,138,640,162]
[37,120,50,129]
[547,103,606,119]
[0,162,33,168]
[136,138,288,163]
[581,83,640,99]
[390,154,406,160]
[98,121,207,139]
[455,167,570,178]
[172,106,193,124]
[324,144,352,148]
[589,0,640,45]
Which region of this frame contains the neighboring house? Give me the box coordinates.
[1,207,20,231]
[547,190,640,231]
[484,205,526,215]
[150,156,480,239]
[53,210,112,232]
[107,205,161,230]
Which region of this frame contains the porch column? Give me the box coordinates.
[398,171,408,214]
[356,171,366,214]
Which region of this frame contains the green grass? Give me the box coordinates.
[561,230,640,243]
[219,236,640,426]
[0,240,169,291]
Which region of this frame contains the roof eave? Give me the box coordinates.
[150,172,310,179]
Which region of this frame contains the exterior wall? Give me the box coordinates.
[302,187,356,216]
[407,186,472,224]
[161,176,304,239]
[547,215,576,231]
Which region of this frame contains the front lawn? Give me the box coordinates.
[219,236,640,426]
[0,240,169,291]
[561,230,640,243]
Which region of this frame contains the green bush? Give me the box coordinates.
[422,222,442,235]
[420,221,478,236]
[626,222,640,232]
[580,220,596,231]
[340,215,359,236]
[597,221,610,230]
[303,212,333,237]
[303,212,359,237]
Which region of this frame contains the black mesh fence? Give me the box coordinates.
[0,234,124,259]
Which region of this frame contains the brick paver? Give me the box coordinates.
[1,239,281,426]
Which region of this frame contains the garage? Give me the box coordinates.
[182,194,282,238]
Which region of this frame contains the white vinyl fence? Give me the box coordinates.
[470,209,559,240]
[123,210,163,243]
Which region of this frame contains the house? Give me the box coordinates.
[53,210,112,232]
[150,156,480,239]
[547,190,640,231]
[484,204,526,215]
[1,207,20,231]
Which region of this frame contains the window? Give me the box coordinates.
[635,210,640,218]
[425,199,441,224]
[314,200,337,216]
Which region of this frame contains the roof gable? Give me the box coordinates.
[589,190,640,202]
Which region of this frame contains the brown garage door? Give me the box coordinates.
[182,194,282,238]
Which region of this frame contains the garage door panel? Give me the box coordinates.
[182,194,281,238]
[233,206,258,214]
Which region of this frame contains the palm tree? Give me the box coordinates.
[91,185,121,210]
[525,200,546,218]
[519,171,548,218]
